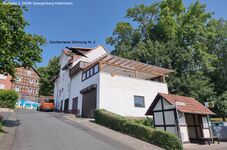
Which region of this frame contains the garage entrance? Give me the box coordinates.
[80,84,97,118]
[64,99,69,113]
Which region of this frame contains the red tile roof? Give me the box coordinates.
[146,93,215,115]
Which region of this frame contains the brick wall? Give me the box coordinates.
[0,74,12,90]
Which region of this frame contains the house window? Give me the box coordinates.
[35,80,39,84]
[30,79,33,84]
[0,74,6,80]
[82,64,99,81]
[15,86,20,92]
[94,64,99,73]
[33,89,37,94]
[16,76,21,82]
[68,83,70,92]
[27,70,32,75]
[0,84,5,89]
[82,73,86,80]
[134,96,145,107]
[28,88,33,94]
[59,89,61,97]
[90,68,94,76]
[86,71,89,78]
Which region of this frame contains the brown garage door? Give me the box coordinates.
[64,99,69,113]
[82,88,97,118]
[71,97,78,114]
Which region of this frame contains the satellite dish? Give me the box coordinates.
[65,47,88,58]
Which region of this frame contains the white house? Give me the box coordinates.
[54,45,172,118]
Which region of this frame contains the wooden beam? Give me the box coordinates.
[99,61,136,72]
[109,57,122,64]
[99,62,103,71]
[101,55,114,62]
[120,60,134,66]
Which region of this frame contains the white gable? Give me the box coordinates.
[154,100,162,111]
[72,45,108,66]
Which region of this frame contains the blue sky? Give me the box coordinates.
[19,0,227,67]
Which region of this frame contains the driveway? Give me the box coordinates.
[4,109,161,150]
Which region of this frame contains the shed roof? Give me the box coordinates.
[146,93,215,115]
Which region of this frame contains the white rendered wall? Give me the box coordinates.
[99,72,168,117]
[54,78,59,109]
[162,99,178,135]
[72,45,108,66]
[55,45,107,111]
[69,72,100,115]
[178,112,189,142]
[58,53,71,110]
[202,116,211,138]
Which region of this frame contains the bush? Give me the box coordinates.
[128,117,154,127]
[0,123,4,133]
[0,90,19,109]
[94,109,183,150]
[0,113,3,122]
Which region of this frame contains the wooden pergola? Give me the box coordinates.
[79,54,173,81]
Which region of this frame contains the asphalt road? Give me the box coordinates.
[11,109,133,150]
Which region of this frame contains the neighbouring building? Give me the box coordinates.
[12,67,40,101]
[0,74,12,90]
[54,45,172,117]
[146,93,215,143]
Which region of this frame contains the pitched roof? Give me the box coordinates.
[146,93,215,115]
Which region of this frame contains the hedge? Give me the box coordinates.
[0,122,3,133]
[127,117,153,127]
[0,113,2,122]
[0,90,19,109]
[94,109,183,150]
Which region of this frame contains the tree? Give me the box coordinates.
[0,2,46,78]
[107,0,227,111]
[38,56,60,96]
[213,91,227,121]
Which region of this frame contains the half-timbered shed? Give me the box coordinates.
[146,93,215,143]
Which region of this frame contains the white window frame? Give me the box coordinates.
[0,74,6,80]
[27,70,32,75]
[94,64,99,74]
[15,86,20,92]
[30,79,33,84]
[33,89,37,94]
[28,88,33,94]
[0,84,5,89]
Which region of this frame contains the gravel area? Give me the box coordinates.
[184,142,227,150]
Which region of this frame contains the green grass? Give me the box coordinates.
[0,123,4,133]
